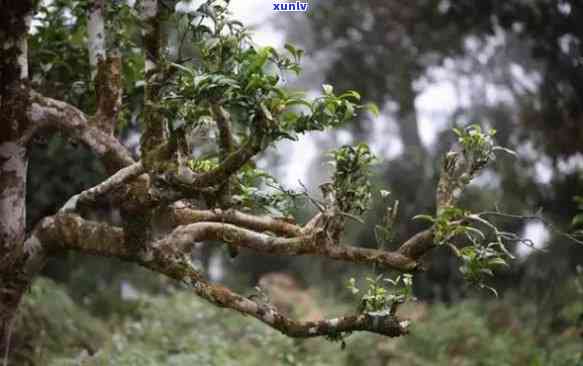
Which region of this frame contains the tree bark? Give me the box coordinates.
[0,1,33,361]
[0,142,29,363]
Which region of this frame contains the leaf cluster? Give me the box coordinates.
[347,273,415,314]
[415,208,515,296]
[453,124,516,183]
[329,144,376,215]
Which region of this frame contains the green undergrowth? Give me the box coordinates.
[10,278,583,366]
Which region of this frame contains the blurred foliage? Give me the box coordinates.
[10,278,109,365]
[10,277,583,365]
[329,143,376,215]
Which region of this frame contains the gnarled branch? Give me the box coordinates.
[28,213,410,339]
[23,92,134,170]
[154,221,425,272]
[171,205,303,237]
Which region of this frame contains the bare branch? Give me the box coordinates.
[172,205,303,237]
[27,214,129,259]
[23,92,135,170]
[60,162,144,212]
[154,222,420,271]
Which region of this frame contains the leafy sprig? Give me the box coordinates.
[347,273,415,314]
[329,144,376,215]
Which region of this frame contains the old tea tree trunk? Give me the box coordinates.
[0,0,43,363]
[0,0,519,362]
[0,1,35,360]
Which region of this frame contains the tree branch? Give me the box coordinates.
[140,0,167,172]
[172,205,303,237]
[88,0,123,137]
[154,221,422,271]
[212,104,235,160]
[29,214,409,339]
[87,0,105,78]
[93,54,123,136]
[188,279,410,338]
[60,162,144,212]
[397,229,435,261]
[23,92,134,170]
[191,139,262,186]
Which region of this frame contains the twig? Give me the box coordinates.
[478,211,583,246]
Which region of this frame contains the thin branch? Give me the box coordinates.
[169,137,263,188]
[60,162,144,213]
[478,211,583,246]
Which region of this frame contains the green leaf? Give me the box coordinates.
[481,284,499,297]
[169,62,195,76]
[340,90,361,101]
[365,103,380,117]
[412,214,435,223]
[322,84,334,95]
[488,258,509,267]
